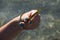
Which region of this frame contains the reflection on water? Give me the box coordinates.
[0,0,60,40]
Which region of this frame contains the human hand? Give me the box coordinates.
[19,10,41,30]
[0,10,41,40]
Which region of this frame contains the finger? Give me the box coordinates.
[28,14,40,25]
[32,14,40,25]
[29,13,40,24]
[26,15,40,29]
[23,14,40,30]
[30,15,40,29]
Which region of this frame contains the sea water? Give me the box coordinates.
[0,0,60,40]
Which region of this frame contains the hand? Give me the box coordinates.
[19,10,41,30]
[0,10,41,40]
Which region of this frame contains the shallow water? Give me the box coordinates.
[0,0,60,40]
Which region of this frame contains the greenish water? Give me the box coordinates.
[0,0,60,40]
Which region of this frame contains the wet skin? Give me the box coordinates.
[0,10,40,40]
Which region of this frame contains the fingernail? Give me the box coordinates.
[19,22,24,28]
[29,21,32,24]
[25,18,29,20]
[24,17,29,22]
